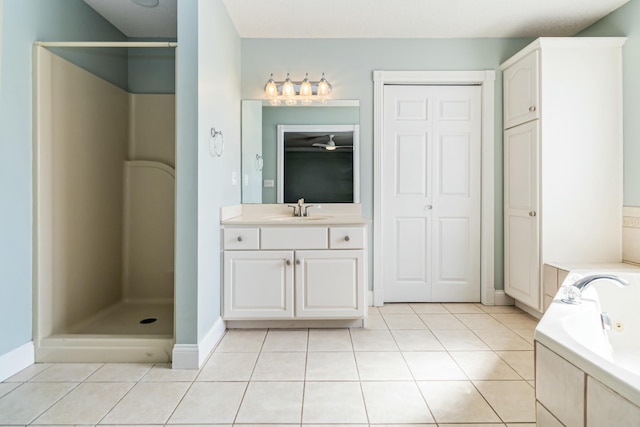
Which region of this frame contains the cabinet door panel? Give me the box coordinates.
[223,250,293,319]
[295,250,365,318]
[504,50,540,129]
[504,122,540,310]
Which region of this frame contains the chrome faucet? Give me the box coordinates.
[288,198,312,217]
[561,274,630,304]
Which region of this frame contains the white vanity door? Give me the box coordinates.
[223,250,294,319]
[294,250,365,318]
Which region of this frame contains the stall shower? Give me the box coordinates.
[33,45,176,362]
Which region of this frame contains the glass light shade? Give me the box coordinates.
[324,145,336,151]
[264,74,278,98]
[317,73,332,97]
[282,73,296,98]
[300,73,313,97]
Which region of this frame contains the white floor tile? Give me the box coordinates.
[350,329,399,351]
[262,329,308,352]
[307,328,352,351]
[497,350,535,380]
[409,303,448,313]
[197,352,258,381]
[302,382,368,424]
[443,303,485,313]
[215,329,267,352]
[4,363,52,382]
[0,382,19,398]
[383,313,428,329]
[235,382,303,424]
[305,352,358,381]
[32,382,133,425]
[0,382,77,425]
[491,313,539,330]
[167,382,247,424]
[140,363,199,382]
[473,328,533,351]
[251,352,306,381]
[30,363,103,382]
[455,313,506,330]
[100,381,189,424]
[355,351,412,381]
[361,381,435,424]
[432,329,490,351]
[366,313,390,329]
[418,380,500,423]
[391,329,444,351]
[418,313,467,329]
[403,351,467,380]
[450,351,521,380]
[86,363,153,382]
[379,303,414,314]
[475,380,536,423]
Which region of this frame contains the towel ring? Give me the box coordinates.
[256,154,264,171]
[210,128,224,157]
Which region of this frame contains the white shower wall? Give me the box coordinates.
[35,47,175,338]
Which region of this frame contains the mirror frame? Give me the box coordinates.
[276,124,360,203]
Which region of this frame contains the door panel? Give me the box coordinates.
[383,85,481,302]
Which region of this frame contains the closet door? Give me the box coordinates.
[504,121,540,310]
[382,85,481,302]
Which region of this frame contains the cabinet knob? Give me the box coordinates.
[425,205,433,210]
[237,236,243,242]
[344,236,350,242]
[286,259,291,266]
[529,211,537,217]
[296,259,301,265]
[529,106,537,113]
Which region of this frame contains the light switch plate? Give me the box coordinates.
[264,179,274,188]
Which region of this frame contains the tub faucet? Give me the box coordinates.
[561,274,630,304]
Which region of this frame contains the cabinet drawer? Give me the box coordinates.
[329,227,365,249]
[261,227,328,249]
[223,228,259,250]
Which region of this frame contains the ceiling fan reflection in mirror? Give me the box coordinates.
[311,134,353,151]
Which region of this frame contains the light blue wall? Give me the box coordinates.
[0,0,126,357]
[578,1,640,206]
[175,0,241,349]
[242,38,533,291]
[128,40,176,94]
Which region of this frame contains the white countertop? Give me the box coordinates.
[220,203,370,226]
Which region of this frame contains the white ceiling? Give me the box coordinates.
[83,0,629,39]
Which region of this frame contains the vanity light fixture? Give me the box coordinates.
[264,73,332,106]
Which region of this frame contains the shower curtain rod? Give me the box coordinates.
[34,41,177,48]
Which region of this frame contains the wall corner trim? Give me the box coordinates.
[171,317,226,369]
[0,341,35,382]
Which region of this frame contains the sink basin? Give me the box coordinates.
[266,215,333,221]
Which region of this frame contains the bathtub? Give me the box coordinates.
[534,268,640,425]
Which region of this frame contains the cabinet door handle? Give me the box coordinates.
[286,259,291,266]
[296,259,301,265]
[529,106,537,113]
[344,236,350,242]
[529,211,537,217]
[237,236,243,242]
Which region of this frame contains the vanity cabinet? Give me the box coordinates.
[222,226,366,321]
[501,38,625,313]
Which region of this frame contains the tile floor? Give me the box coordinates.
[0,303,538,426]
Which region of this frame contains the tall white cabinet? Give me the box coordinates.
[501,38,626,313]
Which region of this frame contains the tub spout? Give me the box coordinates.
[561,274,630,305]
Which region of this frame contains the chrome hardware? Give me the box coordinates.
[425,205,433,210]
[529,106,537,112]
[601,312,612,331]
[296,259,301,265]
[529,211,536,217]
[561,274,629,304]
[303,204,314,217]
[286,259,291,266]
[237,236,243,242]
[345,236,350,242]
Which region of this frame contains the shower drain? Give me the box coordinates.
[140,317,158,324]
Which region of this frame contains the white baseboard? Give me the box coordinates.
[0,341,35,382]
[171,317,226,369]
[494,290,515,306]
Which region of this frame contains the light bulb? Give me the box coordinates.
[264,74,278,98]
[317,72,332,97]
[300,73,312,97]
[282,73,295,98]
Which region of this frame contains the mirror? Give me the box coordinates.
[241,100,360,203]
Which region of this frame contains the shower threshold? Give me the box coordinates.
[36,301,174,363]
